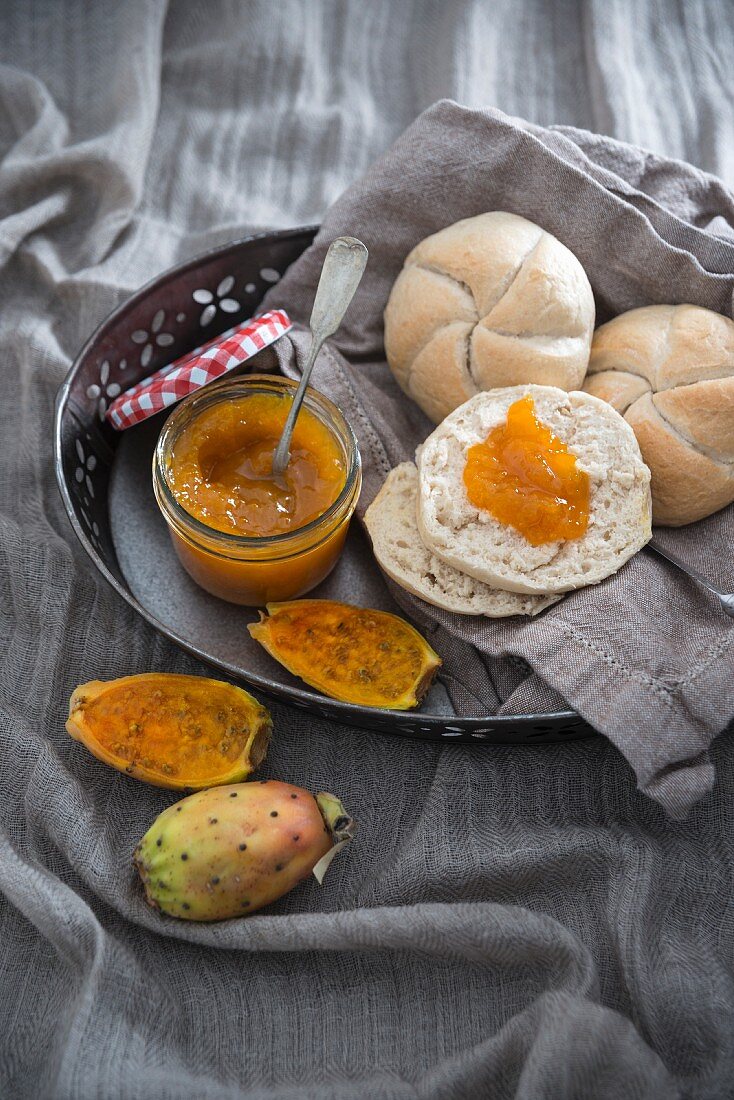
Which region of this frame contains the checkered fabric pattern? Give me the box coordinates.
[106,309,292,430]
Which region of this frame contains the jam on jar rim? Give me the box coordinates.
[153,375,362,557]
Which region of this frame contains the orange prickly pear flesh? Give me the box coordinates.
[66,674,271,790]
[133,781,355,920]
[248,600,442,709]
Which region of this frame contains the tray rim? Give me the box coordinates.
[53,225,592,741]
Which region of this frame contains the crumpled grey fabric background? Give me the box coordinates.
[262,103,734,819]
[1,2,733,1098]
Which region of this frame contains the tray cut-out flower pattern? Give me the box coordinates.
[192,268,281,326]
[131,308,175,368]
[192,276,241,326]
[86,359,124,421]
[73,435,102,550]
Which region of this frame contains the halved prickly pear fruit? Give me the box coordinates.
[133,781,355,920]
[247,600,441,709]
[66,674,271,790]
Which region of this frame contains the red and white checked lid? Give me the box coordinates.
[106,309,292,430]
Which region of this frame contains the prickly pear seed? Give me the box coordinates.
[238,843,247,851]
[275,864,283,872]
[290,793,298,799]
[293,835,300,842]
[156,838,162,847]
[211,877,220,885]
[181,853,188,861]
[209,818,217,825]
[182,903,190,910]
[270,811,278,817]
[230,792,238,798]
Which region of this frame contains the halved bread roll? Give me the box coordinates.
[417,385,652,595]
[364,462,561,617]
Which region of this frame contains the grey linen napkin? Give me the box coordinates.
[263,101,734,818]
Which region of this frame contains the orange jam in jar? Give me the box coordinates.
[463,394,590,546]
[153,375,361,605]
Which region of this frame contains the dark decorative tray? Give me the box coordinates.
[54,227,593,745]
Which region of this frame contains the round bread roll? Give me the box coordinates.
[417,385,651,595]
[583,304,734,526]
[383,212,595,424]
[364,462,561,617]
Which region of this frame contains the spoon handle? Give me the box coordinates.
[272,236,368,477]
[647,536,734,618]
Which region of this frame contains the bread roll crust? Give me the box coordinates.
[584,304,734,525]
[408,323,477,424]
[582,370,651,415]
[385,265,477,386]
[625,393,734,526]
[653,378,734,463]
[384,212,595,424]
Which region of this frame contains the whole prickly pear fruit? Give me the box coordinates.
[133,781,354,920]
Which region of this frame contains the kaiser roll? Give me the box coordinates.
[383,211,595,423]
[583,304,734,526]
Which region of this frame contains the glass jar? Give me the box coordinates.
[153,374,362,606]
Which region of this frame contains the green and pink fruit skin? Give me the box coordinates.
[134,781,348,920]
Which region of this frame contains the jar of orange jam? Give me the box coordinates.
[153,375,361,605]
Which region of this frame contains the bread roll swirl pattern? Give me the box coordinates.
[384,212,595,423]
[583,304,734,526]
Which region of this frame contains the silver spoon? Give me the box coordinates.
[647,536,734,618]
[272,235,368,479]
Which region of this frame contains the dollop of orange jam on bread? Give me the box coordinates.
[168,392,346,537]
[462,394,590,545]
